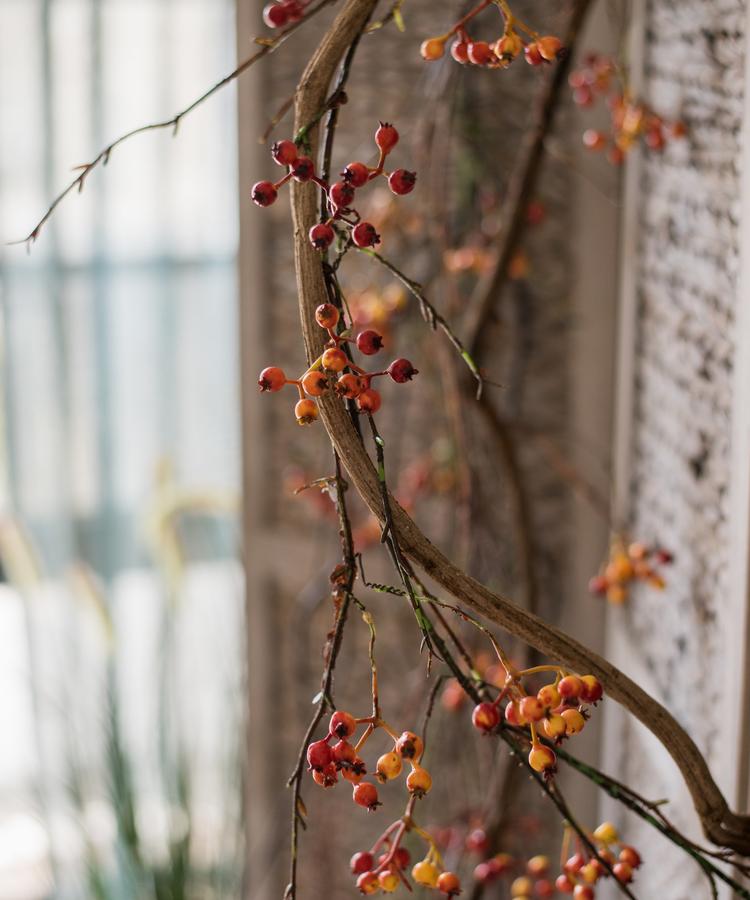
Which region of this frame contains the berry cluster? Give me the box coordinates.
[588,539,673,605]
[473,851,557,896]
[262,0,310,29]
[258,301,417,425]
[308,710,461,895]
[251,123,416,252]
[571,54,686,164]
[420,0,563,70]
[470,665,604,776]
[554,822,642,896]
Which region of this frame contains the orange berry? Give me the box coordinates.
[357,388,382,413]
[258,366,286,392]
[511,876,534,896]
[379,870,400,892]
[421,37,446,60]
[528,743,556,773]
[558,675,583,700]
[302,370,328,396]
[396,730,424,761]
[537,684,560,709]
[543,714,566,740]
[519,696,545,722]
[436,871,461,895]
[321,347,348,372]
[406,764,432,797]
[375,751,402,782]
[412,860,440,887]
[295,398,319,425]
[562,708,586,735]
[538,35,563,60]
[593,821,619,844]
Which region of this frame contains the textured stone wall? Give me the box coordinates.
[608,0,746,893]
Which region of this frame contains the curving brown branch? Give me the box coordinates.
[288,0,750,855]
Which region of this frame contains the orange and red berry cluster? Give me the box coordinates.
[308,711,461,896]
[471,666,604,777]
[554,822,642,896]
[588,539,673,604]
[420,0,563,70]
[571,54,686,164]
[258,300,418,425]
[252,123,416,252]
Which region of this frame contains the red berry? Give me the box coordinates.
[573,85,594,106]
[588,573,608,594]
[263,2,288,28]
[394,847,410,868]
[336,373,365,399]
[451,40,469,64]
[656,548,674,564]
[306,738,332,771]
[331,739,356,766]
[251,180,278,207]
[395,730,424,760]
[357,388,382,413]
[564,853,585,874]
[351,852,374,875]
[352,222,380,248]
[536,879,555,897]
[329,180,355,209]
[388,168,417,195]
[352,781,380,810]
[555,874,575,893]
[524,43,544,66]
[467,41,494,65]
[387,358,418,383]
[282,0,304,23]
[558,675,583,700]
[583,129,606,151]
[437,871,461,895]
[580,675,603,703]
[528,744,556,772]
[271,139,298,166]
[473,862,495,884]
[519,696,545,722]
[342,161,370,187]
[465,828,489,854]
[329,709,356,738]
[291,156,315,181]
[356,330,384,355]
[309,222,335,250]
[375,122,399,153]
[301,370,328,397]
[504,700,526,726]
[258,366,286,392]
[619,846,641,868]
[613,862,633,883]
[315,303,339,329]
[573,886,594,900]
[472,702,500,733]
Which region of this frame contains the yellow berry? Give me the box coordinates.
[594,821,619,844]
[412,860,439,887]
[375,751,402,783]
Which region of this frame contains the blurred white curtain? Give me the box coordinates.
[0,1,244,897]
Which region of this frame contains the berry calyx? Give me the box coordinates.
[315,303,340,329]
[309,222,336,249]
[357,388,382,413]
[329,709,356,738]
[342,161,370,187]
[472,702,500,733]
[420,38,446,61]
[352,781,380,811]
[412,860,440,887]
[437,871,461,895]
[387,358,418,383]
[356,330,384,355]
[330,180,356,209]
[375,122,399,154]
[356,871,379,895]
[251,180,278,207]
[352,221,381,248]
[528,743,556,773]
[306,738,333,771]
[322,347,348,372]
[302,371,328,396]
[351,851,374,874]
[406,764,432,797]
[395,730,424,760]
[375,751,402,782]
[388,169,417,195]
[295,398,319,425]
[291,156,315,181]
[271,139,298,166]
[258,366,286,392]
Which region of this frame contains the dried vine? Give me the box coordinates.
[289,0,750,856]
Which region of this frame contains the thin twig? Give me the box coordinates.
[11,0,337,249]
[356,248,485,397]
